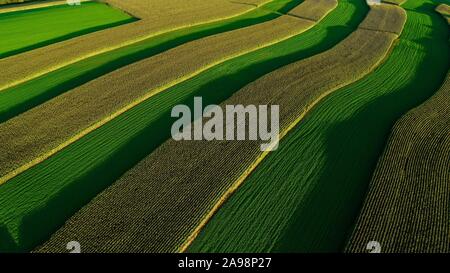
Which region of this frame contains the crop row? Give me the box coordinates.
[346,4,449,253]
[188,0,449,252]
[287,0,338,20]
[346,72,449,253]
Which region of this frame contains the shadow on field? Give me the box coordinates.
[0,0,369,253]
[0,0,305,123]
[273,2,449,253]
[0,225,17,252]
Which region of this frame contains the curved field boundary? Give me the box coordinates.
[0,0,314,183]
[0,0,270,90]
[383,0,407,5]
[232,0,270,6]
[346,72,450,253]
[31,1,386,253]
[187,0,449,253]
[0,0,366,252]
[0,2,137,59]
[0,0,302,123]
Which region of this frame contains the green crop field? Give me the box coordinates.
[188,0,450,253]
[346,72,450,253]
[0,0,448,254]
[0,1,136,58]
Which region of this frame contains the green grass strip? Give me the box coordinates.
[0,0,302,123]
[188,0,450,253]
[0,2,137,58]
[0,0,367,252]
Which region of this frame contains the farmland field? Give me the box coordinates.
[0,0,449,255]
[37,1,406,253]
[346,72,450,253]
[187,0,450,252]
[0,1,136,58]
[0,0,307,123]
[1,0,365,252]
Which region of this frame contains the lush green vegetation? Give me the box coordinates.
[188,0,449,253]
[0,0,368,252]
[0,0,302,123]
[0,2,136,58]
[346,72,450,253]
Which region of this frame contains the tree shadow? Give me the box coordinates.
[0,224,18,253]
